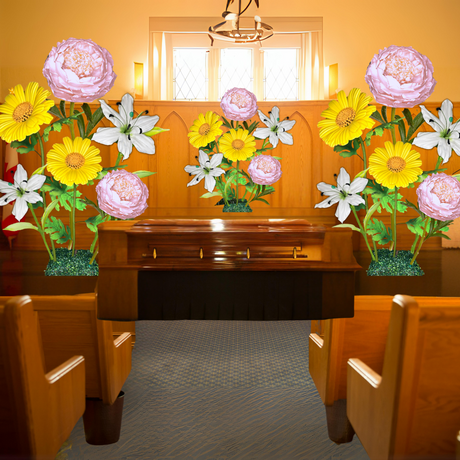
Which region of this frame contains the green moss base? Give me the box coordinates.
[215,199,253,213]
[367,249,424,277]
[45,248,99,276]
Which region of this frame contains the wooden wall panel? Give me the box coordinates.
[2,100,459,251]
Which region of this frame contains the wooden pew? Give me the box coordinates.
[309,295,394,443]
[347,295,460,459]
[0,293,133,405]
[0,296,85,459]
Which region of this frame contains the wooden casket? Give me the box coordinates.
[97,219,361,321]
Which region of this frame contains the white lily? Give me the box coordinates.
[184,150,225,193]
[0,164,45,221]
[412,99,460,164]
[92,93,160,160]
[314,167,367,223]
[253,106,296,148]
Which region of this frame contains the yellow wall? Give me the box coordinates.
[1,0,459,101]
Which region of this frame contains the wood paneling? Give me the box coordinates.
[5,101,459,251]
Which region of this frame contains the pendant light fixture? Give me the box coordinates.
[208,0,274,45]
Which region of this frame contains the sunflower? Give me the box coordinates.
[47,137,103,186]
[369,141,423,189]
[0,82,54,143]
[318,88,376,148]
[188,111,223,148]
[219,129,256,162]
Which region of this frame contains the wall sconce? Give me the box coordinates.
[134,62,144,99]
[326,63,338,99]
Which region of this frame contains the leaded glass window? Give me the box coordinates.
[263,49,298,101]
[173,48,208,100]
[219,48,253,99]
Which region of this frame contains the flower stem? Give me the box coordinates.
[90,230,98,253]
[89,245,99,265]
[390,107,397,144]
[71,184,77,256]
[351,206,375,261]
[28,204,54,261]
[359,137,378,261]
[236,160,240,205]
[410,233,420,254]
[435,155,442,171]
[38,133,56,259]
[392,187,398,256]
[410,218,429,265]
[69,102,75,140]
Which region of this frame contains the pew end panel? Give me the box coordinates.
[0,296,85,459]
[347,295,460,459]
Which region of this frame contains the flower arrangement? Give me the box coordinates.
[184,88,295,211]
[316,45,460,275]
[0,38,167,275]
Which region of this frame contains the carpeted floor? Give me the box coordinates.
[63,321,369,459]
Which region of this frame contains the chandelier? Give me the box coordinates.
[208,0,274,45]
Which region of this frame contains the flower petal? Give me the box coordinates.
[26,174,46,191]
[419,105,442,132]
[99,100,124,127]
[349,177,368,194]
[185,165,202,175]
[253,127,271,139]
[437,138,452,164]
[12,197,28,221]
[412,131,440,150]
[336,199,351,223]
[336,167,351,190]
[204,174,216,193]
[120,93,134,121]
[118,134,133,160]
[13,164,28,188]
[131,134,156,155]
[269,106,280,124]
[257,110,271,127]
[92,127,121,146]
[277,131,293,145]
[210,153,223,168]
[187,171,205,187]
[198,150,209,168]
[134,115,159,132]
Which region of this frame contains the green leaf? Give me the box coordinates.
[403,109,413,126]
[243,121,249,130]
[370,110,384,124]
[76,113,86,138]
[406,216,426,236]
[366,218,393,245]
[272,156,282,160]
[85,106,104,137]
[59,100,67,118]
[426,232,451,241]
[254,197,270,205]
[11,134,39,154]
[48,105,62,119]
[3,222,39,232]
[363,181,406,213]
[339,150,357,158]
[406,111,424,142]
[258,185,275,197]
[133,170,157,178]
[395,116,406,142]
[85,214,106,233]
[334,138,360,157]
[44,216,71,244]
[82,103,93,122]
[41,198,59,229]
[200,191,223,198]
[333,223,361,232]
[95,164,128,180]
[354,168,369,179]
[363,200,381,231]
[31,164,47,176]
[381,106,388,123]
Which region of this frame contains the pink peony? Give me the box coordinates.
[365,45,436,108]
[96,169,148,219]
[416,173,460,221]
[43,38,117,103]
[220,88,258,121]
[247,155,282,185]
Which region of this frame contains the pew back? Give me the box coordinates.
[0,296,85,458]
[347,295,460,459]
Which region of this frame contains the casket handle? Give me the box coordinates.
[293,247,297,259]
[247,248,250,259]
[200,247,203,259]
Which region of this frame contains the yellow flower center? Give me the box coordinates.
[199,123,211,136]
[65,152,85,170]
[63,49,95,78]
[232,139,245,150]
[230,92,249,108]
[336,107,356,128]
[384,56,418,84]
[387,156,406,173]
[12,102,34,123]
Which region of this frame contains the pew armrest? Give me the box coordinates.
[348,358,382,389]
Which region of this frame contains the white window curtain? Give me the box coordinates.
[149,30,323,101]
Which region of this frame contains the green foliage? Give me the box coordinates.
[370,110,384,124]
[200,191,223,199]
[48,105,62,119]
[366,218,393,245]
[133,171,157,178]
[406,216,426,236]
[406,111,425,143]
[395,115,406,142]
[363,181,407,213]
[85,107,104,138]
[85,214,106,233]
[334,138,360,158]
[334,223,361,232]
[41,177,86,212]
[3,222,39,232]
[43,113,84,142]
[10,133,39,154]
[44,217,71,244]
[59,100,66,118]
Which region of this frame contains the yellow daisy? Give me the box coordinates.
[369,141,423,189]
[219,129,256,162]
[318,88,376,148]
[47,137,103,186]
[188,111,223,148]
[0,82,54,143]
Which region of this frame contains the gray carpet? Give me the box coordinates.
[63,321,369,459]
